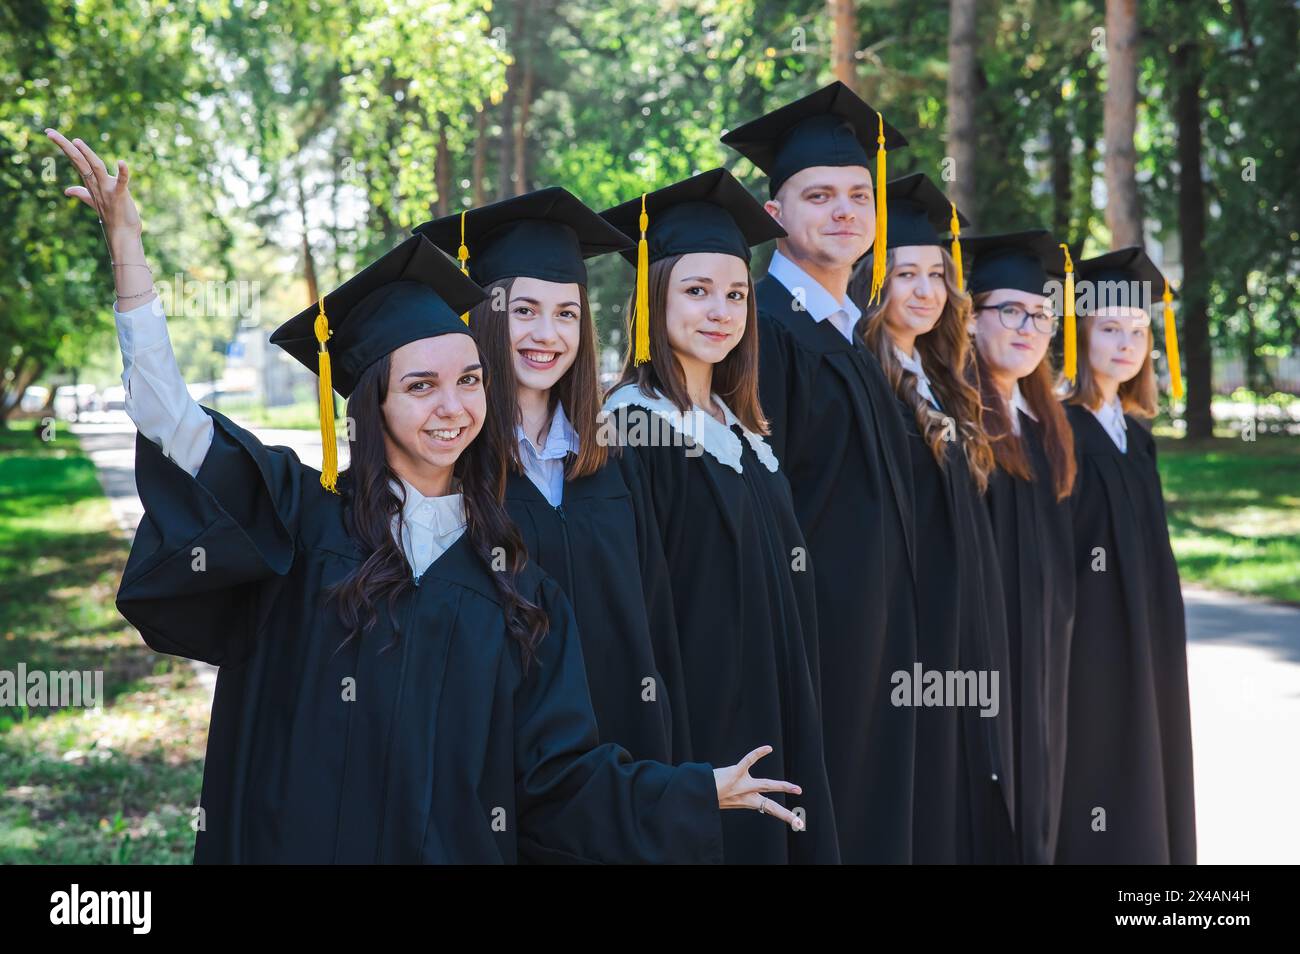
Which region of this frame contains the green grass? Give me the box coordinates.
[1156,434,1300,604]
[216,396,322,430]
[0,424,208,863]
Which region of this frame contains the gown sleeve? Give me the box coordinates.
[115,407,308,667]
[514,577,724,864]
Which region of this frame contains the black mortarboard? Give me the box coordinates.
[269,234,486,491]
[412,187,631,287]
[962,229,1066,296]
[1078,246,1183,397]
[885,173,968,248]
[720,81,908,198]
[599,168,785,363]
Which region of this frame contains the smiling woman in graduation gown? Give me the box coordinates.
[848,175,1016,864]
[1056,247,1196,864]
[967,229,1079,864]
[415,190,687,764]
[722,83,921,863]
[601,169,840,864]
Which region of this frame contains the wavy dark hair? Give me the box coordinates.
[849,245,995,492]
[326,347,548,672]
[469,277,608,480]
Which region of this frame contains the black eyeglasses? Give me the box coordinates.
[978,302,1059,335]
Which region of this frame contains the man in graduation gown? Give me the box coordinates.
[721,83,922,863]
[113,234,732,864]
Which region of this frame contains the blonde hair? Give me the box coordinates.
[1064,309,1158,418]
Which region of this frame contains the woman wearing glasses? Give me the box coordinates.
[848,175,1015,864]
[965,230,1078,865]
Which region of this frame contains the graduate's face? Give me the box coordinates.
[974,289,1053,383]
[1087,307,1151,388]
[664,253,750,369]
[882,246,947,345]
[381,334,485,480]
[766,165,875,269]
[507,276,583,393]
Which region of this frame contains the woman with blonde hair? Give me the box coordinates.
[1056,246,1195,864]
[849,174,1014,864]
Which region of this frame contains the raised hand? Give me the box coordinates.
[713,745,806,831]
[46,129,152,304]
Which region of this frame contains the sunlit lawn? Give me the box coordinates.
[0,424,207,863]
[1156,434,1300,604]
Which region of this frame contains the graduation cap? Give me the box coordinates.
[721,81,908,304]
[600,168,785,365]
[270,233,486,492]
[962,229,1080,381]
[412,187,632,290]
[1077,246,1182,398]
[884,172,970,287]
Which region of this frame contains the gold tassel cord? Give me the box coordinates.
[634,193,651,365]
[869,112,888,306]
[457,210,471,325]
[1164,278,1184,400]
[949,202,964,291]
[313,298,339,493]
[1061,243,1077,383]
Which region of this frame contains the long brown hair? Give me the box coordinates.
[613,254,767,434]
[1064,308,1158,419]
[469,277,608,480]
[971,292,1077,501]
[850,246,995,492]
[327,348,548,672]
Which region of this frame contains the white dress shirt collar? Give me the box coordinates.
[389,475,467,579]
[894,345,942,411]
[1009,382,1038,435]
[517,400,580,462]
[766,248,862,343]
[1089,396,1128,453]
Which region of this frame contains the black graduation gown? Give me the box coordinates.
[755,275,919,863]
[1056,405,1196,864]
[604,389,840,864]
[504,460,688,765]
[898,396,1017,864]
[115,408,724,864]
[984,411,1075,864]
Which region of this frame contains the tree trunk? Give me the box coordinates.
[296,171,319,305]
[828,0,858,89]
[1049,82,1072,240]
[1173,40,1212,438]
[434,115,451,217]
[472,107,487,207]
[946,0,978,224]
[514,33,534,196]
[1104,0,1142,248]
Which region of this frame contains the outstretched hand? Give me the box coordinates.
[713,745,805,831]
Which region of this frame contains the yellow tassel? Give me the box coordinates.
[313,299,339,494]
[633,193,651,365]
[1060,243,1077,383]
[868,111,889,306]
[949,202,964,290]
[1164,278,1184,400]
[457,210,471,325]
